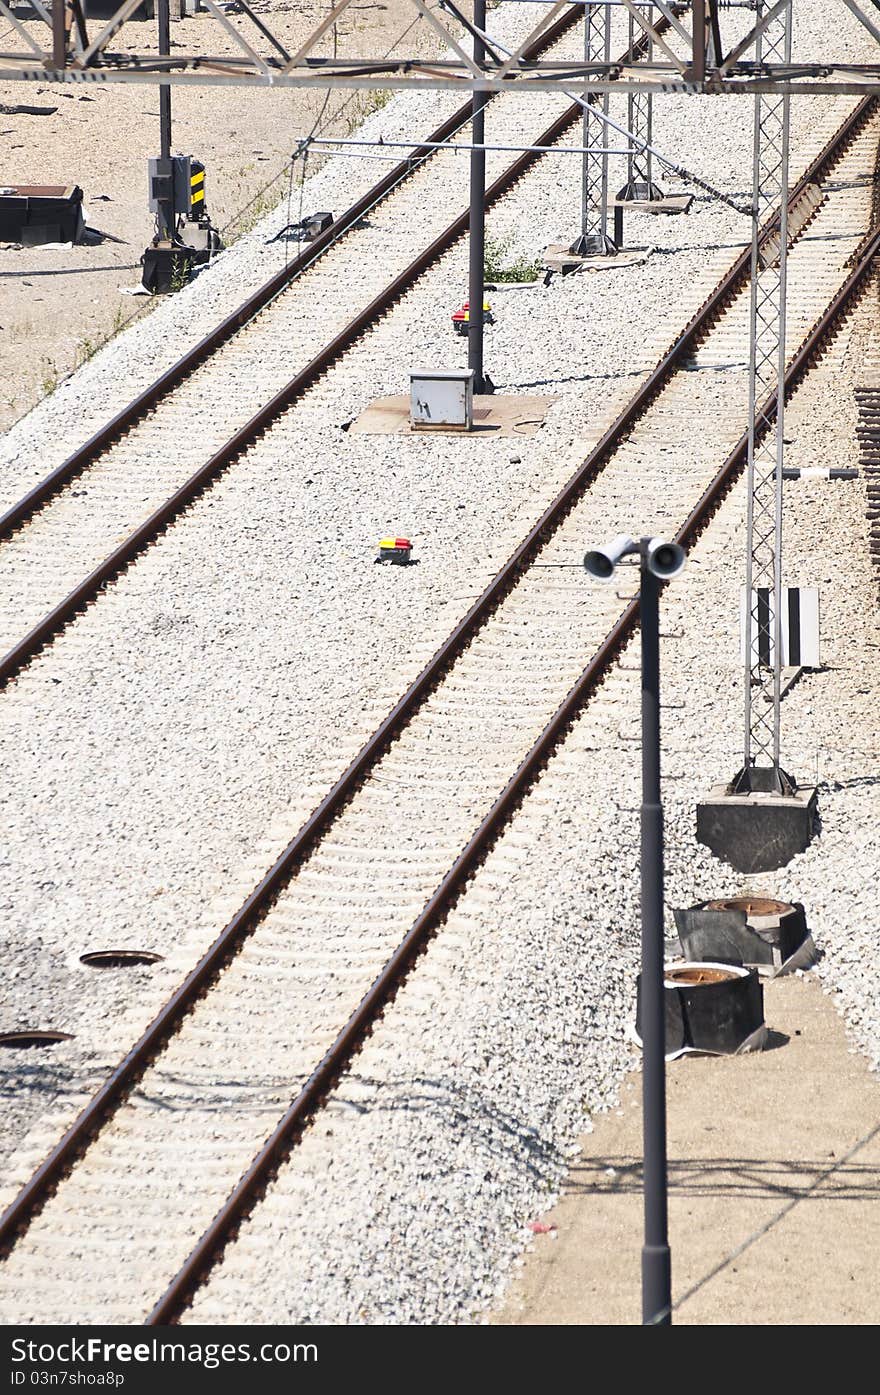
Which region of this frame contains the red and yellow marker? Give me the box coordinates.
[378,536,412,563]
[451,299,493,335]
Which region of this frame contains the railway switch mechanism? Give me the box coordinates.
[142,154,222,295]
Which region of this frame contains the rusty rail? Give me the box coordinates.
[147,189,880,1329]
[0,4,588,546]
[0,9,675,691]
[0,94,875,1322]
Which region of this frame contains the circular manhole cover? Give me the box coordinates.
[80,950,163,969]
[0,1031,73,1048]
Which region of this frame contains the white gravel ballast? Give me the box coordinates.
[0,0,876,1326]
[186,289,880,1327]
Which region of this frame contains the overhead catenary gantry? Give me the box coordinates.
[468,0,490,393]
[1,0,879,91]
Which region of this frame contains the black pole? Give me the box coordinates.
[52,0,67,69]
[467,0,487,394]
[689,0,707,83]
[158,0,173,239]
[639,541,671,1325]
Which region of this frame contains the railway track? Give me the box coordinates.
[0,4,675,691]
[0,92,877,1324]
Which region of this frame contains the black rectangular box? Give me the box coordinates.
[0,184,85,246]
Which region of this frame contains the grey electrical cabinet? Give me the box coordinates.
[410,369,474,431]
[148,156,192,218]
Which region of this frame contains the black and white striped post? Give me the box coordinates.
[782,467,859,480]
[741,586,820,670]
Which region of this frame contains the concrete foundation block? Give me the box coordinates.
[673,897,814,974]
[696,783,818,874]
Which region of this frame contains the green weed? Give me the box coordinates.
[484,234,541,284]
[225,186,279,243]
[357,88,392,120]
[169,255,193,294]
[40,358,58,397]
[74,335,99,368]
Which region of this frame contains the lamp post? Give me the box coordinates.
[584,533,686,1326]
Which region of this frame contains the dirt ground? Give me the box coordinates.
[0,1,443,433]
[495,976,880,1325]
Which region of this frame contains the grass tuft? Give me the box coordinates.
[484,234,541,284]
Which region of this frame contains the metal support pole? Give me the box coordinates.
[623,5,663,203]
[708,0,724,67]
[690,0,707,82]
[639,542,671,1327]
[573,0,615,255]
[157,0,174,239]
[738,0,793,794]
[69,0,89,52]
[52,0,67,68]
[467,0,488,394]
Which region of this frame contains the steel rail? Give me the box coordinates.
[0,1,591,547]
[149,200,880,1330]
[0,92,874,1285]
[0,16,684,1250]
[0,16,676,691]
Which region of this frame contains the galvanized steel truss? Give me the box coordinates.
[627,9,654,194]
[576,2,614,253]
[739,0,792,791]
[623,4,661,198]
[1,0,878,90]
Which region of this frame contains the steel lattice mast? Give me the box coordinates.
[574,1,616,254]
[738,0,794,793]
[623,4,661,201]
